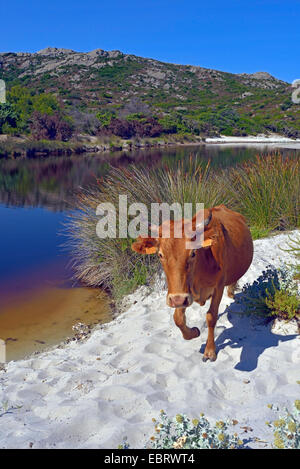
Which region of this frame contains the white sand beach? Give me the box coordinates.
[205,134,300,149]
[0,231,299,449]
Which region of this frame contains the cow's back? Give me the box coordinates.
[211,205,253,286]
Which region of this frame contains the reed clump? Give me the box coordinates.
[228,153,300,238]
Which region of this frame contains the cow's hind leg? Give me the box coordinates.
[173,308,200,340]
[227,282,237,299]
[203,286,224,362]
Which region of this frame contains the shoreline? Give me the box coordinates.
[1,133,300,158]
[0,230,299,449]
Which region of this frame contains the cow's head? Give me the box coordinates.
[132,208,219,308]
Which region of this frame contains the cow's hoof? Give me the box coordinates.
[183,327,200,340]
[202,351,217,362]
[191,327,200,338]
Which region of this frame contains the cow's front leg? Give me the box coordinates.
[203,286,224,362]
[173,308,200,340]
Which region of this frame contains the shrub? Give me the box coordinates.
[96,111,114,128]
[132,117,163,138]
[146,411,244,449]
[0,103,18,133]
[99,116,163,139]
[236,266,280,317]
[104,118,134,138]
[68,108,102,135]
[267,400,300,449]
[30,111,73,141]
[236,264,299,321]
[265,289,299,321]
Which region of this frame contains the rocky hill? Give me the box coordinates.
[0,47,299,137]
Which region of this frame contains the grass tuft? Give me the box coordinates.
[228,153,300,232]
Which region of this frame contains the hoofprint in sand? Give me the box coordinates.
[0,231,299,449]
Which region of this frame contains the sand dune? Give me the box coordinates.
[0,231,299,449]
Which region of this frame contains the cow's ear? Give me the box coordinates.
[202,218,215,248]
[189,208,214,248]
[204,224,225,268]
[202,238,213,248]
[131,236,158,255]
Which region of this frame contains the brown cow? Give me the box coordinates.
[132,205,253,362]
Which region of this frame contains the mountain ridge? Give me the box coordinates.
[1,47,286,83]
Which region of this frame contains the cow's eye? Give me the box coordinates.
[158,252,164,260]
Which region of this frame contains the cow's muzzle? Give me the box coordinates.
[167,293,193,308]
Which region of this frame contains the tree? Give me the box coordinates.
[96,111,114,128]
[0,103,18,133]
[4,86,62,134]
[32,93,60,115]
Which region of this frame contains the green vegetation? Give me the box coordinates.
[0,103,18,131]
[96,110,114,127]
[120,410,244,449]
[1,50,299,140]
[267,401,300,449]
[228,154,300,232]
[0,85,74,142]
[266,288,299,321]
[236,264,299,321]
[281,234,300,279]
[0,139,79,157]
[121,400,300,449]
[0,85,61,135]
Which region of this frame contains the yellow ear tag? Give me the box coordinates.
[145,246,157,254]
[202,239,213,248]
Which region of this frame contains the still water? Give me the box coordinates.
[0,144,299,360]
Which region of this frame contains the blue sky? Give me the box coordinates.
[1,0,299,82]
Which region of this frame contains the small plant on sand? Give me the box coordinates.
[266,400,300,449]
[147,410,244,449]
[237,264,299,321]
[265,289,299,321]
[0,401,22,417]
[281,234,300,280]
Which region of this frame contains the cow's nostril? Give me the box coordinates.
[183,296,189,306]
[174,295,182,305]
[168,294,191,308]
